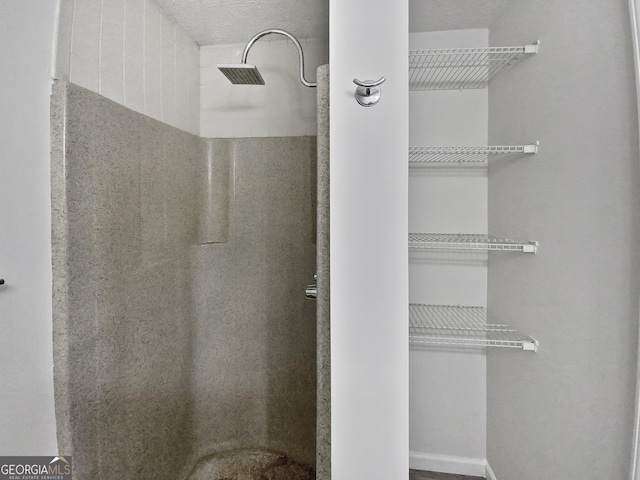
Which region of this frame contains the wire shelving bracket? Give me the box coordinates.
[409,304,538,351]
[409,41,539,91]
[409,233,538,253]
[409,143,538,164]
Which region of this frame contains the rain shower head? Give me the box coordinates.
[218,64,265,85]
[217,29,316,88]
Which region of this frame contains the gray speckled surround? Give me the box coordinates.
[190,135,317,467]
[51,81,318,479]
[51,81,200,480]
[315,64,330,480]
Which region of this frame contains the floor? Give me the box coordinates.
[409,469,485,480]
[185,450,315,480]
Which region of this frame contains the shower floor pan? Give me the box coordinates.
[185,449,315,480]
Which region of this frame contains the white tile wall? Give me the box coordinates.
[70,0,200,135]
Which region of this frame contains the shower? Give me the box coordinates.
[50,3,325,477]
[217,29,317,87]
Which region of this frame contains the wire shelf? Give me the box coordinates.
[409,304,538,351]
[409,233,538,253]
[409,144,538,164]
[409,43,539,91]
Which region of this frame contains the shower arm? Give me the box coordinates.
[241,29,317,88]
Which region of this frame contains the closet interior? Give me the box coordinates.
[407,5,540,476]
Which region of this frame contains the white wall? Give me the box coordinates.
[329,0,408,478]
[200,37,327,137]
[0,0,59,454]
[487,1,639,479]
[69,0,200,135]
[408,29,488,474]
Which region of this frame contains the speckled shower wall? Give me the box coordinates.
[190,135,317,467]
[51,81,202,479]
[51,81,317,479]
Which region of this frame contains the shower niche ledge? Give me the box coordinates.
[409,41,539,91]
[409,304,538,352]
[409,233,538,253]
[409,143,538,165]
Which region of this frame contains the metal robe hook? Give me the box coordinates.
[353,77,386,107]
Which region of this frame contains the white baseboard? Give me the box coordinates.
[485,460,498,480]
[409,451,486,477]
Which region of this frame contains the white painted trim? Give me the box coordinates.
[485,460,498,480]
[330,1,408,478]
[409,451,486,477]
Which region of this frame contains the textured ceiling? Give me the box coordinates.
[409,0,513,32]
[152,0,512,46]
[152,0,329,45]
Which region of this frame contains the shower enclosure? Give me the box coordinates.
[50,3,327,477]
[51,80,320,479]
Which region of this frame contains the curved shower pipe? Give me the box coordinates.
[241,28,317,87]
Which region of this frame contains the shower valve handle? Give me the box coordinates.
[353,77,386,107]
[305,274,317,300]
